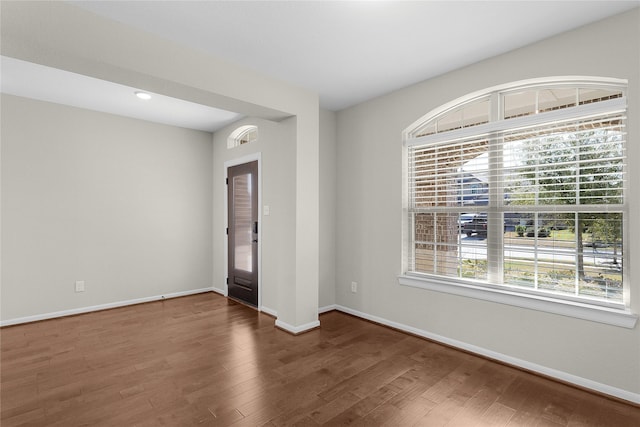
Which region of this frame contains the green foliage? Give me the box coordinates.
[507,127,623,207]
[589,215,622,244]
[504,125,624,280]
[459,259,487,278]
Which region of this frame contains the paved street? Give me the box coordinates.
[459,235,621,269]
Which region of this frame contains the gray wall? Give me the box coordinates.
[1,94,214,321]
[2,0,320,331]
[319,109,337,308]
[335,9,640,396]
[2,0,637,400]
[210,110,337,313]
[1,98,337,323]
[211,117,297,313]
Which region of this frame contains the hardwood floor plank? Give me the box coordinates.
[0,406,45,427]
[321,386,398,426]
[308,392,363,425]
[420,356,485,404]
[479,401,517,427]
[394,396,439,426]
[450,391,496,425]
[2,292,639,426]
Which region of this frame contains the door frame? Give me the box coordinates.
[224,152,262,310]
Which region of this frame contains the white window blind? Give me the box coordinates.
[406,86,627,307]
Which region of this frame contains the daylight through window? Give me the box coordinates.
[404,79,627,308]
[228,125,258,149]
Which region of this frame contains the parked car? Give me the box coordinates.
[527,227,549,237]
[458,214,476,233]
[524,220,550,237]
[462,215,488,237]
[462,215,508,237]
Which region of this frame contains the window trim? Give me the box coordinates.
[227,124,258,149]
[398,273,637,328]
[401,77,634,326]
[406,97,627,148]
[403,76,627,141]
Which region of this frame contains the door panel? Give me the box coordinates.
[227,161,258,307]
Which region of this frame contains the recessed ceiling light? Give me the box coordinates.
[135,91,151,100]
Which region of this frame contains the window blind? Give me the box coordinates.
[408,99,626,211]
[406,93,626,304]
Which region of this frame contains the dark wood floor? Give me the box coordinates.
[1,292,639,426]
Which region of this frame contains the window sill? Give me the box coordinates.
[398,274,637,329]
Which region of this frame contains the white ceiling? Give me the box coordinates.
[0,56,244,133]
[2,1,638,131]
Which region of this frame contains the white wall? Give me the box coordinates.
[211,110,336,314]
[1,94,213,321]
[319,109,337,308]
[212,117,297,313]
[335,9,640,399]
[1,1,320,331]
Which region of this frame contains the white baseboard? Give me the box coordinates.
[319,304,337,314]
[211,287,226,296]
[264,304,334,320]
[7,294,634,404]
[275,319,320,334]
[0,287,214,327]
[260,305,278,317]
[269,303,332,331]
[333,304,640,405]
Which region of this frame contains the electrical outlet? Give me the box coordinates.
[75,281,85,292]
[351,281,357,293]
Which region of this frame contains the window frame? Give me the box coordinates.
[227,125,258,149]
[400,77,637,328]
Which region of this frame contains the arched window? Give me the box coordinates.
[227,125,258,149]
[402,78,628,312]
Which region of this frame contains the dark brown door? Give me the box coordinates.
[227,161,258,307]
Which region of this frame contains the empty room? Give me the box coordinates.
[1,1,639,426]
